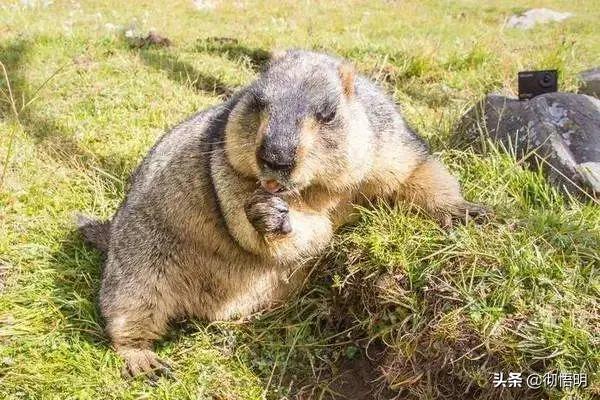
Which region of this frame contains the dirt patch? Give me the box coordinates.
[327,342,396,400]
[292,341,397,400]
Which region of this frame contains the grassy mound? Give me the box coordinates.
[226,149,599,399]
[1,1,598,399]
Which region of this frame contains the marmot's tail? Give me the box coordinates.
[76,214,111,255]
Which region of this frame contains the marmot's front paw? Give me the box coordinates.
[120,347,172,385]
[244,189,292,236]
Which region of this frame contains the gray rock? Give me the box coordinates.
[20,0,53,8]
[506,8,572,29]
[579,68,600,98]
[192,0,216,10]
[454,93,600,198]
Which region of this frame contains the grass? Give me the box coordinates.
[0,0,598,399]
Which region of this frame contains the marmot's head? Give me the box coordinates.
[225,50,372,195]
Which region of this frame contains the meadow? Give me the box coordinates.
[0,1,598,399]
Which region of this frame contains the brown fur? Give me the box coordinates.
[79,50,488,382]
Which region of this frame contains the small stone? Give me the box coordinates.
[1,357,14,366]
[20,0,53,8]
[104,22,118,31]
[192,0,217,11]
[506,8,572,29]
[124,28,137,38]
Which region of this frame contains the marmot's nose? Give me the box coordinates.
[257,143,295,172]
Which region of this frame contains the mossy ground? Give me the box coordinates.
[0,1,598,399]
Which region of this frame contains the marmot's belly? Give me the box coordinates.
[210,267,288,320]
[181,249,306,321]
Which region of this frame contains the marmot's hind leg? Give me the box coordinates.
[102,295,173,383]
[400,158,490,227]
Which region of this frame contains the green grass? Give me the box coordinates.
[0,0,598,399]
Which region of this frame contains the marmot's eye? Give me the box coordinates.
[316,108,336,124]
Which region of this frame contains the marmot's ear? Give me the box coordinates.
[338,63,355,97]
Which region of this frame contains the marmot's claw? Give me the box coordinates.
[120,348,173,384]
[244,189,292,236]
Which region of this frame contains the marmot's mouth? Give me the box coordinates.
[260,179,284,194]
[260,177,300,195]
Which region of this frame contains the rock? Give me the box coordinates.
[192,0,217,10]
[104,22,119,31]
[454,93,600,198]
[579,68,600,98]
[19,0,53,8]
[1,357,14,367]
[506,8,572,29]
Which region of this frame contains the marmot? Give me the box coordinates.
[78,49,488,380]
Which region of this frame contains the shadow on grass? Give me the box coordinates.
[48,229,107,346]
[0,37,131,345]
[126,36,271,100]
[0,38,132,182]
[2,35,389,398]
[134,48,235,98]
[193,36,271,72]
